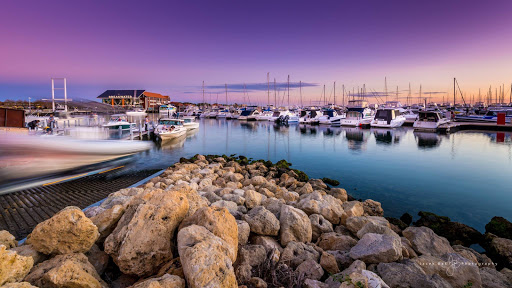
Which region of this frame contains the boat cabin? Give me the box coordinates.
[347,100,368,108]
[374,109,401,124]
[158,119,183,126]
[109,114,128,122]
[418,111,444,122]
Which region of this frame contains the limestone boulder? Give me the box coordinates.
[346,216,390,234]
[349,233,402,263]
[1,282,38,288]
[251,176,267,186]
[320,251,339,274]
[244,206,280,236]
[237,220,250,245]
[377,260,452,288]
[250,235,283,252]
[179,206,238,262]
[90,204,125,242]
[362,199,384,217]
[10,244,47,265]
[487,236,512,268]
[211,200,238,214]
[104,190,189,276]
[412,253,482,288]
[26,207,99,255]
[361,269,390,288]
[297,191,345,224]
[0,245,34,286]
[316,232,357,252]
[309,214,333,242]
[279,204,312,246]
[0,230,17,249]
[480,267,511,288]
[356,221,399,240]
[296,259,324,281]
[130,274,185,288]
[297,182,313,195]
[342,201,364,220]
[327,188,348,202]
[24,253,106,288]
[177,225,237,288]
[280,241,320,269]
[244,190,266,209]
[402,227,455,256]
[86,244,109,276]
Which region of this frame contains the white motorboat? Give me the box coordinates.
[413,111,450,132]
[299,109,322,125]
[126,107,147,116]
[159,105,177,116]
[247,110,261,121]
[338,100,373,127]
[216,109,228,118]
[256,109,273,121]
[403,109,419,124]
[154,118,187,140]
[182,116,200,130]
[268,110,292,122]
[102,114,135,130]
[455,109,512,123]
[318,109,345,125]
[0,134,152,183]
[370,108,406,128]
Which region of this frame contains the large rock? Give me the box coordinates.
[296,259,324,281]
[177,225,237,288]
[86,244,109,276]
[25,253,106,288]
[26,207,99,255]
[346,216,389,234]
[297,191,345,224]
[412,253,482,288]
[279,205,312,246]
[356,221,399,240]
[487,235,512,269]
[179,206,238,262]
[104,189,189,276]
[377,260,452,288]
[402,226,454,256]
[130,274,185,288]
[243,206,280,236]
[342,201,364,220]
[0,245,34,286]
[361,269,390,288]
[414,211,482,246]
[250,235,283,252]
[320,251,339,274]
[309,214,333,242]
[362,199,384,217]
[349,233,402,263]
[90,204,125,242]
[0,230,17,249]
[170,184,209,218]
[480,267,511,288]
[244,190,266,209]
[485,216,512,240]
[10,244,47,265]
[280,241,320,269]
[316,232,357,252]
[237,220,250,245]
[327,188,348,202]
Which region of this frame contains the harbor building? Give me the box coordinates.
[97,90,170,111]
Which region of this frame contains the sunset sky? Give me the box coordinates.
[1,0,512,105]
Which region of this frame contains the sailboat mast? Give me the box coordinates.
[225,84,228,106]
[334,82,336,106]
[408,83,411,106]
[385,77,388,103]
[342,84,345,107]
[396,86,398,102]
[202,81,205,107]
[300,81,303,107]
[274,78,277,107]
[267,72,270,107]
[453,78,456,107]
[287,75,290,107]
[323,85,326,105]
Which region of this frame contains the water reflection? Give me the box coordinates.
[345,127,370,151]
[414,131,443,149]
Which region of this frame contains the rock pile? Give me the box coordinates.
[1,154,511,288]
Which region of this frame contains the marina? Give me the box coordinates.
[2,1,512,287]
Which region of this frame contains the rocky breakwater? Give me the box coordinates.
[0,154,511,288]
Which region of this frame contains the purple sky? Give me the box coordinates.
[1,0,512,104]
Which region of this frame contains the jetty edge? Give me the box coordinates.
[0,155,510,288]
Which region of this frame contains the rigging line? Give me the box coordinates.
[454,79,467,105]
[369,88,384,105]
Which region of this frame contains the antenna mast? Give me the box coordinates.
[267,72,270,107]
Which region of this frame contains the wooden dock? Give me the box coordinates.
[438,122,512,134]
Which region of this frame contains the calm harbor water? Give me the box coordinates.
[125,118,511,232]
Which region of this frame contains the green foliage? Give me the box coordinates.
[463,281,473,288]
[293,169,309,182]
